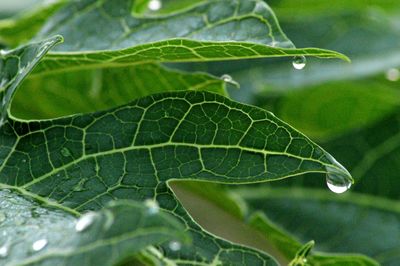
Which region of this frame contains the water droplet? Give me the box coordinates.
[326,173,352,194]
[292,56,306,70]
[0,50,7,57]
[168,240,181,251]
[221,74,233,82]
[32,239,47,251]
[148,0,162,11]
[0,244,8,258]
[61,147,71,157]
[75,212,97,232]
[385,68,399,82]
[144,199,159,215]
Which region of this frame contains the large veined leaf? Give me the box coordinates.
[27,0,347,76]
[235,187,400,266]
[0,189,189,266]
[0,38,353,265]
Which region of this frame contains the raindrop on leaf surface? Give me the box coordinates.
[0,244,8,258]
[292,56,306,70]
[75,212,96,232]
[168,240,181,251]
[61,147,72,157]
[148,0,161,11]
[32,239,48,251]
[144,199,159,215]
[386,68,399,82]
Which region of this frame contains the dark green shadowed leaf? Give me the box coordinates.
[237,187,397,265]
[30,0,348,75]
[0,1,67,47]
[0,40,352,265]
[0,189,189,266]
[11,63,227,119]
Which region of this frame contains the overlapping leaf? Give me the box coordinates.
[26,0,348,76]
[0,189,189,266]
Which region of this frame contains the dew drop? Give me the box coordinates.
[221,74,233,82]
[0,244,8,258]
[144,199,159,215]
[326,173,352,194]
[292,56,306,70]
[385,68,399,82]
[75,212,97,232]
[0,50,6,57]
[32,239,47,251]
[168,240,181,251]
[148,0,162,11]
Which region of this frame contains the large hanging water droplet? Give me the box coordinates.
[32,239,48,251]
[385,68,399,82]
[0,50,7,57]
[75,212,97,232]
[148,0,162,11]
[0,245,8,258]
[144,199,159,215]
[168,240,181,251]
[292,56,306,70]
[326,174,351,194]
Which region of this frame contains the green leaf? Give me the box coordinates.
[11,63,226,119]
[0,1,67,47]
[237,187,398,265]
[288,241,314,266]
[260,79,400,140]
[0,39,352,265]
[30,0,347,76]
[0,189,189,265]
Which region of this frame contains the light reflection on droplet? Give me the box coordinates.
[144,199,159,215]
[148,0,162,11]
[0,244,8,258]
[168,240,181,251]
[385,68,399,82]
[292,56,306,70]
[32,239,48,251]
[75,212,97,232]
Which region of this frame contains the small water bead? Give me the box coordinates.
[292,56,306,70]
[221,74,233,82]
[0,245,8,258]
[168,240,181,251]
[75,212,97,232]
[0,50,7,56]
[326,173,351,194]
[144,199,159,215]
[386,68,399,82]
[32,239,48,251]
[148,0,162,11]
